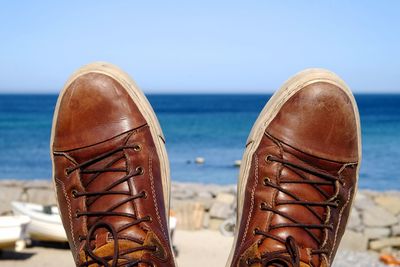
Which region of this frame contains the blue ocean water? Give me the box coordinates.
[0,94,399,190]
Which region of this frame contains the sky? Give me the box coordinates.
[0,1,399,93]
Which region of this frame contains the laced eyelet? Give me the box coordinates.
[75,209,80,219]
[253,228,259,235]
[135,166,144,175]
[71,189,78,198]
[133,144,142,152]
[64,168,70,176]
[265,155,273,163]
[141,190,148,199]
[263,177,271,185]
[259,202,266,209]
[334,199,340,206]
[246,258,252,265]
[146,215,153,223]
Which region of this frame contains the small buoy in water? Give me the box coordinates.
[195,157,205,164]
[233,160,241,167]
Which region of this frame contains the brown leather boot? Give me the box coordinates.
[51,62,176,267]
[227,69,361,267]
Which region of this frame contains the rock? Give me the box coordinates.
[195,157,205,164]
[209,202,234,220]
[206,184,235,197]
[196,191,213,199]
[364,227,391,239]
[332,250,387,267]
[171,189,195,200]
[208,218,225,231]
[373,195,400,215]
[391,224,400,236]
[23,180,52,189]
[362,204,398,227]
[354,192,375,211]
[369,237,400,250]
[215,192,235,204]
[233,160,241,167]
[347,208,362,230]
[338,230,368,251]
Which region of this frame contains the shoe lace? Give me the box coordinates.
[66,144,156,267]
[247,236,300,267]
[248,154,345,266]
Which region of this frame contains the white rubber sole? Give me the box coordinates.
[50,62,175,261]
[226,68,362,266]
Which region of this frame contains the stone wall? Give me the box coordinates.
[341,190,400,253]
[171,184,400,253]
[1,180,399,253]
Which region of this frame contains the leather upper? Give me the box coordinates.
[267,82,359,162]
[231,82,360,267]
[52,72,175,266]
[53,73,147,151]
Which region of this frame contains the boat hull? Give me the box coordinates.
[11,201,67,242]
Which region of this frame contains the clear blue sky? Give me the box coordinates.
[1,1,399,93]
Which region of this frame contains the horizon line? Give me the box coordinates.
[1,91,400,95]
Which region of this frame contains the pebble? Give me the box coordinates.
[363,205,398,227]
[215,192,235,205]
[333,250,386,267]
[339,230,368,251]
[354,192,376,211]
[364,227,391,239]
[373,195,400,215]
[209,202,234,220]
[347,209,361,230]
[369,237,400,250]
[233,160,241,167]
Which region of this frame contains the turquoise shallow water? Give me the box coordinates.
[0,94,399,190]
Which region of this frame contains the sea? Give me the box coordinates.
[0,94,399,190]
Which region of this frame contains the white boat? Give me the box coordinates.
[11,201,67,242]
[0,215,30,250]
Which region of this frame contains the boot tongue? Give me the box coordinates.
[79,148,147,245]
[69,132,150,263]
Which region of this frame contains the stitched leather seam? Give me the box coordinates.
[53,152,78,165]
[149,152,168,241]
[266,133,353,179]
[266,132,358,165]
[55,177,78,260]
[239,154,259,250]
[54,125,148,153]
[328,187,352,262]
